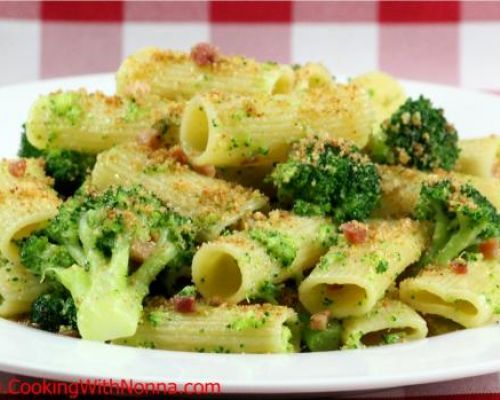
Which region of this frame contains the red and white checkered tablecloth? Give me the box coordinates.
[1,1,500,92]
[0,1,499,398]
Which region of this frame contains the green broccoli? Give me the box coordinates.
[20,186,197,341]
[31,291,77,332]
[254,281,282,304]
[269,137,381,223]
[20,233,75,277]
[370,96,460,171]
[18,127,44,159]
[303,320,342,352]
[151,264,193,298]
[19,235,78,334]
[18,126,96,196]
[415,179,500,266]
[298,312,341,352]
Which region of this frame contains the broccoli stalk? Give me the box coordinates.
[370,96,460,171]
[18,126,96,196]
[20,186,196,341]
[269,137,381,223]
[54,219,179,340]
[415,180,500,266]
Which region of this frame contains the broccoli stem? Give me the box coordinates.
[79,215,109,269]
[434,223,485,266]
[130,232,178,298]
[53,238,133,341]
[423,208,452,265]
[53,230,179,341]
[64,245,88,268]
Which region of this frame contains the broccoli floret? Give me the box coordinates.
[151,265,192,298]
[43,150,96,196]
[21,186,197,341]
[254,281,282,304]
[370,96,460,171]
[176,285,198,298]
[20,233,75,277]
[18,126,44,158]
[31,292,77,332]
[297,312,341,352]
[269,137,381,223]
[415,179,500,266]
[18,127,96,196]
[303,320,342,352]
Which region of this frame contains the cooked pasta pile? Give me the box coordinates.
[1,43,499,353]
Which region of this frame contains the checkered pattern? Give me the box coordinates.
[1,1,500,92]
[0,1,499,398]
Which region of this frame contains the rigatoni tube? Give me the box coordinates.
[299,219,427,318]
[192,211,337,304]
[0,158,52,192]
[0,160,61,264]
[294,63,334,91]
[342,298,428,349]
[455,136,500,178]
[377,165,500,217]
[90,143,268,240]
[116,303,299,354]
[0,259,47,318]
[116,47,295,101]
[399,259,500,328]
[26,89,183,152]
[351,71,406,129]
[180,84,374,167]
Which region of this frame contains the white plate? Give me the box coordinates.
[0,74,499,394]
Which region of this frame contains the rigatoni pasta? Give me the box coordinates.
[455,136,500,178]
[299,219,427,318]
[180,92,300,166]
[294,63,334,91]
[297,85,374,149]
[0,159,61,264]
[116,47,295,101]
[193,232,277,304]
[400,258,500,328]
[0,158,51,192]
[352,71,406,129]
[26,90,183,152]
[180,83,374,166]
[192,211,336,304]
[0,258,47,318]
[342,298,428,348]
[90,143,268,239]
[376,165,500,217]
[116,302,299,354]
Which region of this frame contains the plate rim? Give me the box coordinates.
[0,318,498,394]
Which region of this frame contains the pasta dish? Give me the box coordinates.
[0,43,498,353]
